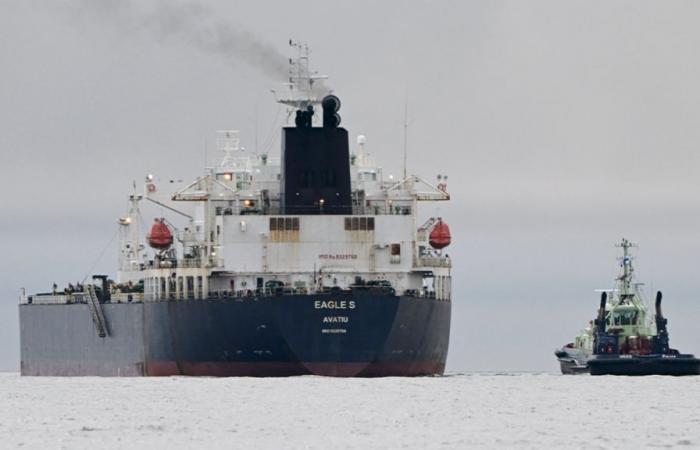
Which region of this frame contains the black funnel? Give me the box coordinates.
[593,291,618,354]
[654,290,670,354]
[655,291,663,318]
[280,95,352,215]
[597,292,607,333]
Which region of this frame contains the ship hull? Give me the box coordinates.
[589,355,700,376]
[554,348,590,375]
[556,358,589,375]
[20,293,450,377]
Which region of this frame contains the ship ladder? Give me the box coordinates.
[86,284,109,338]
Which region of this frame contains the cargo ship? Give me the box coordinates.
[555,239,699,376]
[19,44,453,377]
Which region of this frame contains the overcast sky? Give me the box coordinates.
[1,0,699,372]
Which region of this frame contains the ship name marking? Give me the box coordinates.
[318,254,357,260]
[321,329,347,334]
[314,300,356,309]
[322,316,349,323]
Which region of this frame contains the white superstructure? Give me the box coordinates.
[115,45,452,304]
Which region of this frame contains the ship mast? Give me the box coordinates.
[272,41,331,119]
[117,184,144,281]
[616,238,637,299]
[217,130,242,170]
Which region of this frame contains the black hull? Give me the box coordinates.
[589,355,700,376]
[20,293,450,377]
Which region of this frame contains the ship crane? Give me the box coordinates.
[382,175,451,202]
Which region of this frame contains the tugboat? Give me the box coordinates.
[555,239,700,376]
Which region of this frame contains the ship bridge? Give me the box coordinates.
[112,45,453,305]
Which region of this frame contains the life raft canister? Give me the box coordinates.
[429,219,451,249]
[147,218,173,250]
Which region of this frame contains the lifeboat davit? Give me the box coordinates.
[148,218,173,250]
[429,219,451,249]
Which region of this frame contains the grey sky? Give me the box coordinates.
[1,0,699,372]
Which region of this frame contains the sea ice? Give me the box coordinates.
[0,373,698,449]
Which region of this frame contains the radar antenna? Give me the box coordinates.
[216,130,242,170]
[272,41,331,111]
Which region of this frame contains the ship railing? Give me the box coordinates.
[204,202,421,216]
[23,288,441,304]
[204,287,441,300]
[111,292,144,303]
[417,256,451,268]
[178,258,203,269]
[139,285,442,301]
[207,287,311,299]
[146,258,208,269]
[402,289,438,299]
[148,258,202,269]
[21,293,84,305]
[22,291,144,305]
[209,258,225,268]
[207,286,442,298]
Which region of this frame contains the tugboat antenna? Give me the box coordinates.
[616,238,638,297]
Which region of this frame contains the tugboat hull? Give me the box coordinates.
[556,358,589,375]
[554,348,590,374]
[20,293,451,377]
[589,355,700,376]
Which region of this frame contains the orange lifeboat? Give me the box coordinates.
[429,219,451,249]
[148,218,173,250]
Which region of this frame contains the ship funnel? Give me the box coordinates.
[593,291,619,355]
[655,291,663,318]
[322,95,341,128]
[597,292,607,333]
[281,94,352,215]
[654,290,670,353]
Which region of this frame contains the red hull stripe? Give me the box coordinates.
[146,361,445,377]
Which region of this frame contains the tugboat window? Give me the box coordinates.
[618,311,637,325]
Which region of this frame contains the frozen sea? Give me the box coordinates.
[1,372,699,449]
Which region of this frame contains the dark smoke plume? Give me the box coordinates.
[66,0,289,78]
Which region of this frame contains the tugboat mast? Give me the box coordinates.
[616,238,637,299]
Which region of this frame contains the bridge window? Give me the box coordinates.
[270,217,300,231]
[613,311,638,326]
[344,217,375,231]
